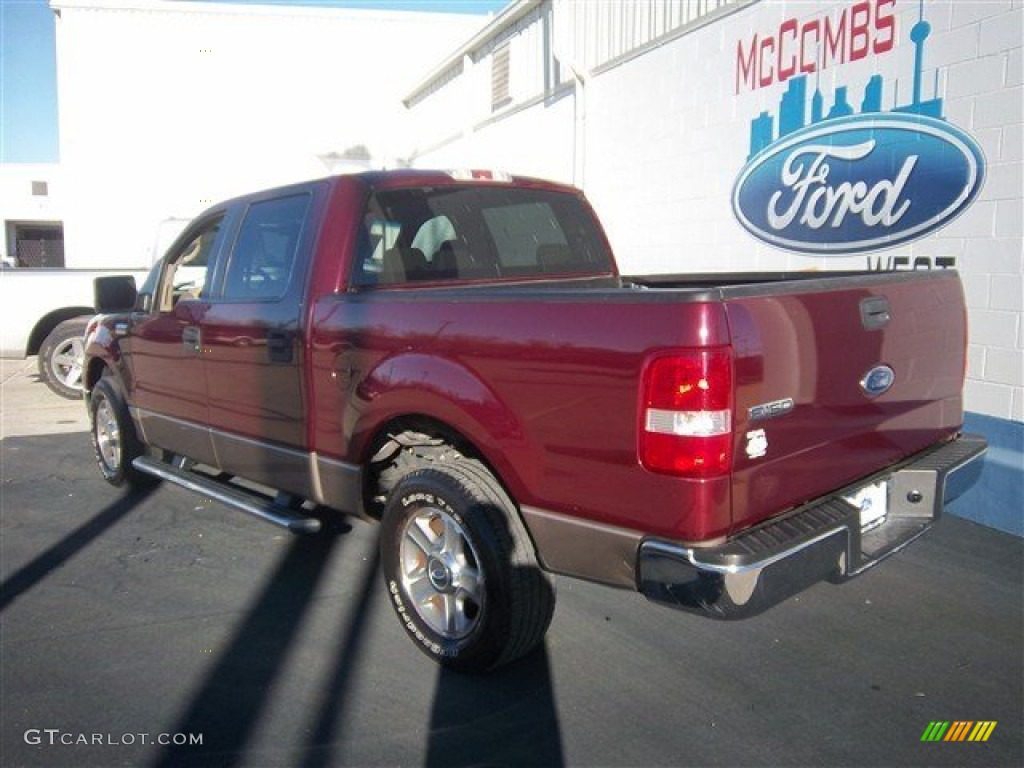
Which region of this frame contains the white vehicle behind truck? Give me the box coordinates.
[0,218,185,399]
[0,267,152,398]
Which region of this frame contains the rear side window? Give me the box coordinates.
[222,194,310,301]
[353,186,612,286]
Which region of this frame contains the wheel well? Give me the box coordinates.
[84,356,110,392]
[27,308,94,355]
[362,415,502,519]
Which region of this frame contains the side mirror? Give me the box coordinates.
[94,275,138,313]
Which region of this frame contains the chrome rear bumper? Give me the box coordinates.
[638,434,987,619]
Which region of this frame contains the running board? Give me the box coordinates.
[132,456,322,534]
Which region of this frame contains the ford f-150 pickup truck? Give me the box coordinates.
[83,170,986,672]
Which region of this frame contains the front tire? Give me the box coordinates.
[380,459,555,673]
[89,375,158,490]
[38,318,89,400]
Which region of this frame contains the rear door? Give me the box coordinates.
[726,272,966,535]
[198,185,321,498]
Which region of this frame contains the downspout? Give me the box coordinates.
[567,61,589,191]
[551,0,591,189]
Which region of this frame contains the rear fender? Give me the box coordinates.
[351,352,532,496]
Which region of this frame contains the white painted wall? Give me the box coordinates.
[419,91,576,183]
[408,0,1023,424]
[51,0,485,268]
[0,164,63,264]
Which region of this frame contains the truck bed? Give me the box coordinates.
[312,267,965,546]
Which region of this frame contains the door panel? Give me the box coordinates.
[124,214,228,464]
[199,191,316,494]
[202,304,305,456]
[130,301,218,464]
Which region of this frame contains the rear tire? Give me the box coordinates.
[38,318,89,400]
[380,459,555,673]
[89,375,159,490]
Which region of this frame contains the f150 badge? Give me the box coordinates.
[749,397,794,421]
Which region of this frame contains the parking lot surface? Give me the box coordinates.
[2,361,1022,767]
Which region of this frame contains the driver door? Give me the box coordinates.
[126,213,230,465]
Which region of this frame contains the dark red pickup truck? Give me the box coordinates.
[84,170,985,672]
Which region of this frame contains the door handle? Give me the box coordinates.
[266,329,294,364]
[182,325,201,353]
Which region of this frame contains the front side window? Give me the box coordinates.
[353,186,613,286]
[222,194,310,301]
[157,217,223,312]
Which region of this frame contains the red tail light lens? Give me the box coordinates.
[640,348,733,477]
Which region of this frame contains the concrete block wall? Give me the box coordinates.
[929,1,1022,426]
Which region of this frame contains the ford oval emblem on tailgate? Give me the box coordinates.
[860,365,895,397]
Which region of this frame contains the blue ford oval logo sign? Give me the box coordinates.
[732,114,985,254]
[860,365,895,398]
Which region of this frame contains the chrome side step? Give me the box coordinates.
[132,456,322,534]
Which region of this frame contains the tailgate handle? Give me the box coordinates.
[860,297,890,330]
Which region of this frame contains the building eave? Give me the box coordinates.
[49,0,484,25]
[403,0,540,107]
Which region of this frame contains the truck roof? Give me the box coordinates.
[201,170,581,216]
[357,169,577,194]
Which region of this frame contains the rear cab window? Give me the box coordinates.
[353,185,613,286]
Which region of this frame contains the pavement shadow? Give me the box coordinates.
[425,644,565,768]
[300,546,381,768]
[0,485,156,613]
[418,478,565,768]
[153,531,346,768]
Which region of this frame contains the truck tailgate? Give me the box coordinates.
[725,271,966,536]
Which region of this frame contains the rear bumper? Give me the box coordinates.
[638,434,987,619]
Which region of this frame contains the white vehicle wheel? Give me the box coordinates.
[38,318,89,399]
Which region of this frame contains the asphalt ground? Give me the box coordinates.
[1,359,1022,767]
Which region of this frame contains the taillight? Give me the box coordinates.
[639,348,734,477]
